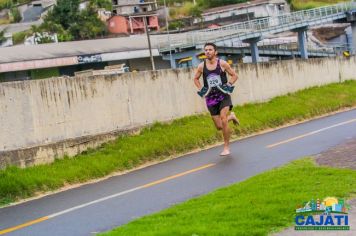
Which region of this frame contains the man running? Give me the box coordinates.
[194,42,239,156]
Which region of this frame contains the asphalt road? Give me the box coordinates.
[0,109,355,236]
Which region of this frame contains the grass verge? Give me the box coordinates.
[100,158,356,236]
[289,0,349,10]
[0,80,356,206]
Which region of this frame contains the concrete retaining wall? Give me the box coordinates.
[0,57,355,168]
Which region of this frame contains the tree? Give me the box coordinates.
[30,25,41,34]
[0,0,13,11]
[42,0,107,41]
[189,5,202,17]
[35,20,73,42]
[169,20,184,30]
[45,0,80,29]
[89,0,112,11]
[40,21,65,34]
[10,7,22,23]
[68,5,107,40]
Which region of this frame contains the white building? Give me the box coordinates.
[200,0,289,23]
[112,0,158,15]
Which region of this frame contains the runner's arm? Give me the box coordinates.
[221,60,238,85]
[193,63,204,89]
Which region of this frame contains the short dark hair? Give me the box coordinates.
[204,42,217,51]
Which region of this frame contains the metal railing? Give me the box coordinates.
[230,39,347,57]
[158,1,356,52]
[257,42,347,56]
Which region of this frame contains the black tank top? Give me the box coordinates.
[202,59,228,106]
[202,59,228,89]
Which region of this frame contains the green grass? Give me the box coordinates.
[12,30,30,45]
[30,68,60,80]
[290,0,349,10]
[100,158,356,236]
[0,18,10,25]
[0,80,356,206]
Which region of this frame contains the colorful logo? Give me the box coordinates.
[295,197,350,231]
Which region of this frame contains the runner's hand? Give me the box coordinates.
[197,87,209,97]
[218,83,235,94]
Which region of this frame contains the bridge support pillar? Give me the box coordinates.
[170,57,177,69]
[345,25,354,54]
[293,26,309,59]
[169,57,177,69]
[298,31,308,59]
[243,36,262,63]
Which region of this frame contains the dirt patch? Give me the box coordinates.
[314,138,356,170]
[311,24,349,43]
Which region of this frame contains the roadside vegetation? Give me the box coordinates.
[11,29,29,44]
[0,80,355,206]
[0,0,29,11]
[30,68,60,79]
[1,0,112,42]
[101,158,356,235]
[289,0,350,10]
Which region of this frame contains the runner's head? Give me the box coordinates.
[204,42,217,60]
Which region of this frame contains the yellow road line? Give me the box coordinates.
[0,163,216,235]
[0,217,49,235]
[142,163,216,188]
[267,118,356,148]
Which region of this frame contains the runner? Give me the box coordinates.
[194,42,239,156]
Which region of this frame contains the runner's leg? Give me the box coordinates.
[211,115,222,130]
[220,106,231,156]
[228,111,240,125]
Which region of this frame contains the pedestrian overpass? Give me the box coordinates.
[159,1,356,67]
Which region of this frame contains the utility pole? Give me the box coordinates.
[163,0,173,67]
[143,16,156,71]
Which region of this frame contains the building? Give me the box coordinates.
[108,0,159,34]
[198,0,289,24]
[0,35,171,82]
[332,204,343,212]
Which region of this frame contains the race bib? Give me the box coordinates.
[206,74,222,88]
